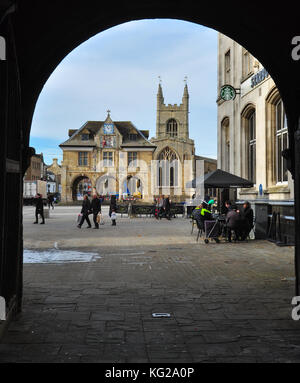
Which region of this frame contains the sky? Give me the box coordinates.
[30,19,218,165]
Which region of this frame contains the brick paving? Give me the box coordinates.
[0,206,299,362]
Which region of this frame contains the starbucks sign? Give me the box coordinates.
[220,85,236,101]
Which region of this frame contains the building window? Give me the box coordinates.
[221,118,230,172]
[225,50,231,84]
[128,152,137,167]
[103,151,113,167]
[78,152,88,166]
[276,100,288,183]
[158,147,178,187]
[248,111,256,183]
[166,119,178,137]
[242,50,253,78]
[128,134,137,141]
[81,134,89,141]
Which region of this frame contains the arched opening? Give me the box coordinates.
[241,104,256,183]
[166,119,178,137]
[157,147,179,188]
[2,5,300,362]
[95,175,117,196]
[266,87,290,190]
[72,176,92,201]
[221,117,230,173]
[122,175,143,198]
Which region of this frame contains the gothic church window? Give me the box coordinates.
[158,147,178,187]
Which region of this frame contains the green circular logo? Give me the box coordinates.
[220,85,236,101]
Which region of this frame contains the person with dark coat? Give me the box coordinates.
[77,195,92,228]
[225,204,242,242]
[33,193,45,224]
[163,196,171,220]
[109,195,117,217]
[91,194,101,229]
[47,194,54,209]
[240,201,254,240]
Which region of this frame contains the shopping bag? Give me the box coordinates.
[111,212,117,220]
[96,213,101,224]
[77,213,82,224]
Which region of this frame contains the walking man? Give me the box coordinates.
[33,193,45,224]
[163,196,171,220]
[77,195,92,228]
[91,194,101,229]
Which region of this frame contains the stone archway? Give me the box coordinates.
[2,2,300,317]
[122,175,143,199]
[95,175,117,196]
[72,175,92,201]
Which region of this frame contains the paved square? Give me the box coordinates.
[0,206,299,362]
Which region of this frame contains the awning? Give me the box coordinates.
[186,169,254,189]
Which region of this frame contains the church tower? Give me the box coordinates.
[155,81,189,140]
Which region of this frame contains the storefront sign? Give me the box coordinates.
[251,68,269,88]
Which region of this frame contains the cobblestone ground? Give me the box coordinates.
[0,206,299,363]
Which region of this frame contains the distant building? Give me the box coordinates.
[46,158,62,195]
[53,83,216,203]
[24,152,46,181]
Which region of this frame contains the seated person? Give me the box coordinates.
[193,201,213,231]
[225,204,242,242]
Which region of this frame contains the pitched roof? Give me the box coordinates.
[60,120,156,148]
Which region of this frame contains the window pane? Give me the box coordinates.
[283,133,288,182]
[276,101,282,131]
[277,135,282,182]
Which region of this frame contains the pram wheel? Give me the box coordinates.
[204,239,209,244]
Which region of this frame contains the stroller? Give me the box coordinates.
[203,219,221,244]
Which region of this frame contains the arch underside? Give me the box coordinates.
[13,2,300,151]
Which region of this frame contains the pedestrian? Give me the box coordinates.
[111,209,117,226]
[33,193,45,224]
[163,196,171,220]
[109,195,117,218]
[240,201,254,240]
[77,195,92,228]
[158,195,164,218]
[91,194,101,229]
[225,204,242,242]
[47,194,54,209]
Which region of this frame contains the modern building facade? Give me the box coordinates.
[217,33,294,243]
[53,84,216,203]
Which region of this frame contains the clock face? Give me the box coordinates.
[103,123,114,134]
